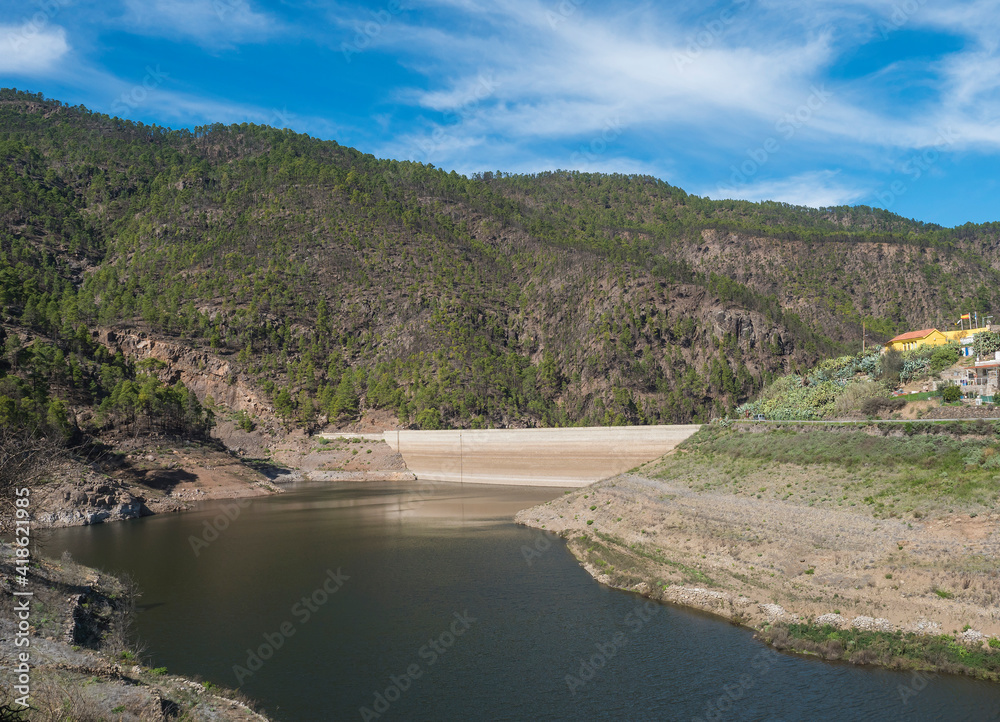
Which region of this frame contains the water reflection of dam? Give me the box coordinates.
[382,426,702,487]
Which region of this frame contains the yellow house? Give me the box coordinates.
[941,326,989,342]
[887,328,949,352]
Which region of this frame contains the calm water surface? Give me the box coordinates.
[42,482,1000,721]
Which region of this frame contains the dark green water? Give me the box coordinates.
[42,482,1000,721]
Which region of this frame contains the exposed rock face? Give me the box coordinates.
[710,307,789,354]
[33,479,155,528]
[96,329,277,426]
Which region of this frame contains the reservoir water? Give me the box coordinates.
[42,482,1000,721]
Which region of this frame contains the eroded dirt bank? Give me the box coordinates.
[32,432,412,529]
[31,441,283,529]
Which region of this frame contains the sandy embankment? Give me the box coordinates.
[32,442,281,528]
[516,472,1000,644]
[274,432,414,482]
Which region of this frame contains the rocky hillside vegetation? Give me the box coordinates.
[738,333,1000,420]
[3,87,1000,443]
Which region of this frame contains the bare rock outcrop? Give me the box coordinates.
[33,476,158,528]
[96,329,277,426]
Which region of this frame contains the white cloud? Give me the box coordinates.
[383,1,834,136]
[361,0,1000,182]
[707,170,869,209]
[0,25,69,75]
[357,0,856,185]
[16,0,1000,219]
[120,0,277,45]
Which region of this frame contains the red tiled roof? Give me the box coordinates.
[889,328,939,343]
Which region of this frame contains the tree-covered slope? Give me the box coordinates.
[2,87,999,431]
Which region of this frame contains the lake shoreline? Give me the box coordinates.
[515,434,1000,683]
[0,544,273,719]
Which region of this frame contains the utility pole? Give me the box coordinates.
[862,321,866,354]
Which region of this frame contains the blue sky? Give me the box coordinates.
[2,0,999,227]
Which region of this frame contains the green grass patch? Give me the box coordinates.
[898,391,942,401]
[662,424,1000,518]
[684,425,1000,472]
[759,623,1000,681]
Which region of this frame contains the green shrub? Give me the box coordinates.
[834,380,891,416]
[415,407,443,429]
[762,623,1000,679]
[929,344,960,373]
[973,331,1000,359]
[235,410,255,432]
[963,448,985,466]
[881,349,904,385]
[942,385,962,403]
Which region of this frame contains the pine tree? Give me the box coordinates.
[332,371,358,419]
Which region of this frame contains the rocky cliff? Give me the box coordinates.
[96,329,281,431]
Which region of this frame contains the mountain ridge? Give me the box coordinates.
[1,87,999,437]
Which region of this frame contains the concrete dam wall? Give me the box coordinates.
[383,425,702,487]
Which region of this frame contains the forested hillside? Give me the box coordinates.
[3,87,1000,433]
